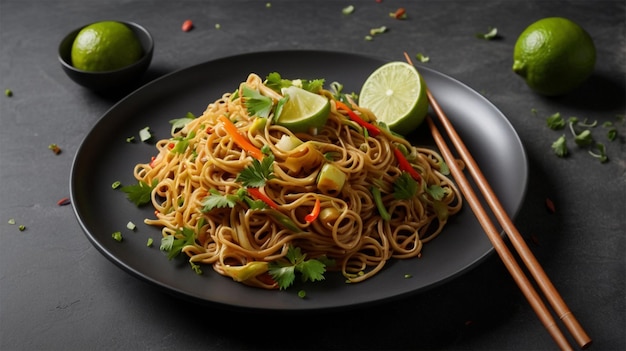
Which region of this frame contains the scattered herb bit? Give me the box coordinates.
[57,197,71,206]
[18,225,26,231]
[404,274,412,279]
[126,221,137,231]
[266,2,271,8]
[121,179,158,206]
[298,290,306,298]
[139,126,153,142]
[112,231,123,242]
[5,89,12,97]
[215,23,221,30]
[126,136,135,143]
[389,8,406,19]
[588,143,608,163]
[568,118,593,147]
[476,27,498,40]
[111,181,121,189]
[48,144,61,155]
[147,237,154,247]
[268,246,331,290]
[342,5,355,15]
[415,53,430,63]
[551,135,568,157]
[546,112,565,130]
[190,261,203,275]
[369,26,387,36]
[602,122,618,141]
[8,218,16,225]
[181,19,193,32]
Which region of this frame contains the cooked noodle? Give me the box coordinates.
[133,73,462,289]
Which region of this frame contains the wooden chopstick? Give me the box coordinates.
[402,50,590,349]
[424,91,592,350]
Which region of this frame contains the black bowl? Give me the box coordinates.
[58,21,154,91]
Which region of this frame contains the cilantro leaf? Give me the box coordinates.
[552,135,568,157]
[160,227,195,260]
[426,185,446,201]
[121,179,158,206]
[201,189,238,212]
[393,172,418,200]
[265,72,292,93]
[298,259,326,282]
[301,79,325,93]
[236,154,275,187]
[242,86,273,118]
[268,246,331,290]
[546,112,565,130]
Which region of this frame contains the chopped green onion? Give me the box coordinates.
[139,127,152,142]
[112,231,123,242]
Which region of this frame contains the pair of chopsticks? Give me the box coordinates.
[403,54,592,350]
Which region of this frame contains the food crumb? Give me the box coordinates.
[48,144,61,155]
[181,19,193,32]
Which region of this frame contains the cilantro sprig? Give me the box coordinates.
[235,154,275,187]
[268,246,333,290]
[265,72,325,94]
[539,110,620,163]
[160,227,196,260]
[121,179,158,206]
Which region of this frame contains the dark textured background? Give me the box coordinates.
[1,1,624,350]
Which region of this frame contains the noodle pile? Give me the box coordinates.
[133,73,461,289]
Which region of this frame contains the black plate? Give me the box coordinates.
[70,50,527,312]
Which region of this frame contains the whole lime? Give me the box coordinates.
[512,17,596,96]
[71,21,143,72]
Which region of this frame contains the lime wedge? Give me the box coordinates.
[277,86,330,133]
[358,61,429,135]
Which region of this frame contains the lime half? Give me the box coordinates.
[277,86,330,133]
[358,61,429,135]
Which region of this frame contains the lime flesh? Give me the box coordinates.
[276,86,330,133]
[358,61,429,135]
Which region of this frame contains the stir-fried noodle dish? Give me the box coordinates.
[131,72,461,290]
